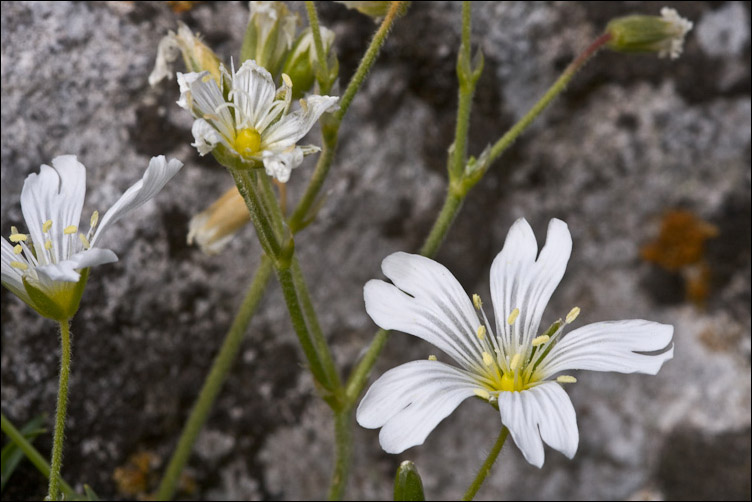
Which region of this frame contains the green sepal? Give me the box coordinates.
[394,460,425,501]
[606,15,678,54]
[22,268,89,321]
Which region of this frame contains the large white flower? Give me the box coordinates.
[357,218,674,467]
[1,155,183,320]
[177,59,339,183]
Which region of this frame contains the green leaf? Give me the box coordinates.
[82,484,100,501]
[1,415,46,492]
[394,460,425,501]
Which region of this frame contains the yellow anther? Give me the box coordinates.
[63,225,77,235]
[472,294,482,310]
[482,352,494,366]
[532,335,550,347]
[90,211,99,228]
[557,375,577,384]
[566,306,581,324]
[507,307,520,325]
[42,219,53,233]
[79,233,91,249]
[234,128,262,155]
[428,355,437,361]
[10,261,28,271]
[473,388,491,400]
[11,226,18,234]
[476,325,487,340]
[509,353,522,372]
[45,239,52,250]
[13,244,22,254]
[282,73,293,88]
[9,233,27,243]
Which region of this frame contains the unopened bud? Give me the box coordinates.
[188,187,251,255]
[241,1,299,78]
[605,7,693,60]
[282,26,337,99]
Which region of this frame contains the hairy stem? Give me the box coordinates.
[462,427,509,501]
[47,319,71,502]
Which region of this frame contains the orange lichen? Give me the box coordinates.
[642,210,719,305]
[113,451,158,499]
[167,1,200,13]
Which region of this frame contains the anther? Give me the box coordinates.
[510,353,522,372]
[63,225,77,235]
[472,294,482,310]
[90,211,99,228]
[507,307,520,325]
[557,375,577,384]
[42,220,53,233]
[9,232,27,243]
[566,306,581,324]
[482,352,494,366]
[13,244,22,254]
[532,335,550,347]
[474,389,491,400]
[476,325,487,340]
[10,261,28,271]
[79,233,91,249]
[282,73,293,88]
[428,355,437,361]
[45,239,52,250]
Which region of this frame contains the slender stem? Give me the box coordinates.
[462,427,509,501]
[450,1,476,180]
[229,166,281,258]
[257,171,287,239]
[292,257,342,393]
[289,139,337,233]
[334,2,406,122]
[276,267,333,392]
[304,1,329,91]
[47,320,71,502]
[156,257,274,501]
[327,410,353,500]
[0,413,77,499]
[487,33,612,165]
[420,191,464,257]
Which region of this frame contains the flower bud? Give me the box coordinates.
[336,1,392,20]
[188,187,251,255]
[605,7,693,59]
[240,1,299,78]
[149,22,222,86]
[282,26,337,99]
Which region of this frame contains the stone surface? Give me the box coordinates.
[1,1,750,500]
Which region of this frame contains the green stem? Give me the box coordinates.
[304,1,329,90]
[486,32,612,165]
[288,139,337,233]
[156,257,274,501]
[229,166,282,259]
[419,191,464,257]
[326,410,353,500]
[334,2,407,122]
[47,320,71,502]
[257,171,287,239]
[450,1,476,180]
[462,427,509,501]
[276,266,333,393]
[0,413,77,499]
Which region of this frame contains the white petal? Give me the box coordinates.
[356,360,479,454]
[232,60,277,128]
[149,32,180,86]
[191,119,231,156]
[90,156,183,247]
[498,382,578,468]
[35,260,81,283]
[364,252,485,370]
[176,71,202,110]
[68,248,118,269]
[538,320,674,377]
[20,156,87,264]
[1,237,32,304]
[261,147,303,183]
[262,95,339,150]
[490,218,571,352]
[181,70,235,141]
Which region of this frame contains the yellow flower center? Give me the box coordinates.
[234,128,262,155]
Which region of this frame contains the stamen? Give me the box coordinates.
[428,355,437,361]
[45,239,53,250]
[13,244,22,254]
[507,307,520,325]
[90,211,99,229]
[566,306,581,324]
[282,73,292,88]
[509,353,522,372]
[10,261,28,270]
[532,335,550,346]
[63,225,77,235]
[474,389,491,400]
[476,325,487,340]
[482,352,494,366]
[79,233,91,249]
[557,375,577,384]
[472,294,482,310]
[43,220,53,233]
[9,232,27,243]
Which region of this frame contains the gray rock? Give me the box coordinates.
[2,1,749,500]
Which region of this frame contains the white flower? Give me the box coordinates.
[1,155,183,319]
[357,218,674,467]
[658,7,693,59]
[177,59,339,182]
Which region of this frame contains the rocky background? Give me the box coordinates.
[1,1,750,500]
